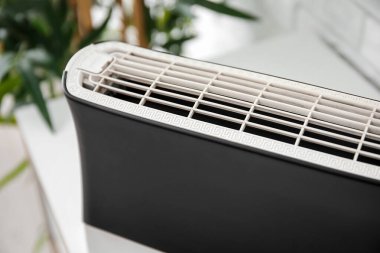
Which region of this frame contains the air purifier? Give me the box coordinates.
[63,42,380,253]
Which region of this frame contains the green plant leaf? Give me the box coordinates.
[18,59,53,130]
[79,7,113,49]
[0,73,20,102]
[0,159,28,191]
[182,0,258,20]
[0,53,15,81]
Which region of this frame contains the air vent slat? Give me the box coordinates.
[197,104,246,120]
[159,76,206,91]
[103,76,150,91]
[255,105,306,123]
[303,130,358,149]
[145,96,192,111]
[155,84,200,98]
[130,52,171,64]
[97,83,143,100]
[115,59,164,73]
[368,125,380,135]
[174,62,217,74]
[203,93,252,109]
[315,104,368,123]
[149,92,195,108]
[271,82,319,97]
[299,139,354,159]
[364,140,380,151]
[245,121,299,138]
[371,118,380,127]
[169,65,214,78]
[323,95,373,111]
[82,47,380,167]
[151,88,197,103]
[262,92,314,109]
[306,126,360,144]
[307,119,362,138]
[217,75,266,90]
[312,111,365,131]
[113,64,158,80]
[250,112,303,130]
[164,70,210,84]
[359,150,380,160]
[107,69,154,84]
[319,98,371,117]
[212,80,261,95]
[258,98,310,116]
[249,116,300,134]
[266,86,317,102]
[361,143,380,155]
[122,54,169,68]
[301,136,357,154]
[365,133,380,145]
[214,78,264,91]
[357,155,380,166]
[194,109,244,124]
[208,86,256,103]
[199,100,248,115]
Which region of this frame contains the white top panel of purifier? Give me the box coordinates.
[64,42,380,181]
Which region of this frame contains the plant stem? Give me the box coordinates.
[0,159,28,191]
[133,0,148,47]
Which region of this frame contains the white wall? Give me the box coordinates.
[259,0,380,90]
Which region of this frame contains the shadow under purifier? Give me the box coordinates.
[64,42,380,253]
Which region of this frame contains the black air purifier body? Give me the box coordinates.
[64,42,380,253]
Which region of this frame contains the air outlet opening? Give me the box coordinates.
[114,75,151,87]
[365,137,380,145]
[299,140,354,159]
[108,82,146,95]
[103,89,141,104]
[149,92,194,107]
[308,123,361,139]
[361,145,380,154]
[303,131,358,149]
[197,104,246,120]
[193,113,241,130]
[145,101,189,117]
[249,116,300,134]
[203,96,250,111]
[357,155,380,166]
[254,108,304,125]
[155,85,199,98]
[244,126,295,144]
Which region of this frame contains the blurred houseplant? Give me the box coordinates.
[129,0,258,55]
[0,1,256,250]
[0,0,111,195]
[0,0,112,130]
[0,0,257,187]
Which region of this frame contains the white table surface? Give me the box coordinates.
[15,32,380,253]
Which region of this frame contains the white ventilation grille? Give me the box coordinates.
[80,49,380,168]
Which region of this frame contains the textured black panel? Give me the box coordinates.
[66,92,380,253]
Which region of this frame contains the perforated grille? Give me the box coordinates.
[82,50,380,166]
